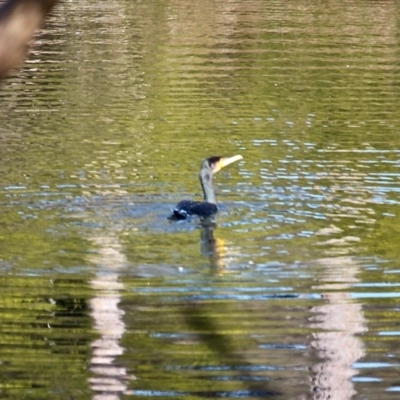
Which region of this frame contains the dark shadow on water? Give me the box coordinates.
[174,219,282,398]
[180,301,281,398]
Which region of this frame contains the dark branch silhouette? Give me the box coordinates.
[0,0,58,80]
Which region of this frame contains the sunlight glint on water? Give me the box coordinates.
[0,1,400,399]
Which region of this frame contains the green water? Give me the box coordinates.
[1,0,400,399]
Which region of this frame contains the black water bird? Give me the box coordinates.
[169,155,243,220]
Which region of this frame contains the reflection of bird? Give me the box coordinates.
[169,155,243,220]
[200,220,227,270]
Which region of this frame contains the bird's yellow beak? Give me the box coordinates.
[216,154,243,172]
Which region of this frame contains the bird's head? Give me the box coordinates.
[203,155,243,174]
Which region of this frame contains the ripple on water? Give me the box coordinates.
[1,0,400,399]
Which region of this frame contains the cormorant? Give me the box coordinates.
[169,155,243,220]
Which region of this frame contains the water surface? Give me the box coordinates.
[1,0,400,399]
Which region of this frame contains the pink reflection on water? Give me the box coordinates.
[88,235,132,399]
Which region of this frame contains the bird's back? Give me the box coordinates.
[169,200,218,220]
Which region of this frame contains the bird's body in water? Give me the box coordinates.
[169,155,243,220]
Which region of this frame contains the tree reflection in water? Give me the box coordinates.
[88,234,131,400]
[310,256,366,400]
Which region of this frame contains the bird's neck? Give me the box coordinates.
[200,171,217,204]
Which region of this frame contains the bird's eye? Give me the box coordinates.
[208,156,221,167]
